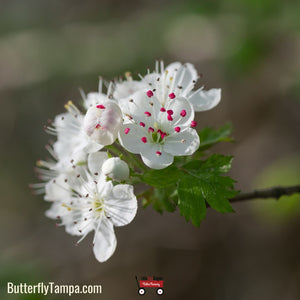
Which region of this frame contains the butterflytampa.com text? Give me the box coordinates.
[7,282,102,296]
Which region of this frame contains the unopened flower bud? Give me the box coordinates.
[101,157,129,181]
[83,101,123,146]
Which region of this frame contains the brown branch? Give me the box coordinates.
[230,185,300,203]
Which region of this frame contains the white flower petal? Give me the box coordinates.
[141,144,174,169]
[169,62,198,96]
[188,88,221,112]
[164,96,194,126]
[164,128,200,156]
[119,91,161,125]
[118,123,148,154]
[84,92,108,110]
[105,184,137,227]
[93,218,117,262]
[113,81,148,100]
[88,152,108,175]
[44,174,70,202]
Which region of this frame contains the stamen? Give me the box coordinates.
[148,127,154,133]
[141,137,147,143]
[146,90,153,98]
[169,93,176,99]
[167,115,173,121]
[167,110,174,115]
[160,107,166,112]
[191,120,197,128]
[180,110,187,117]
[139,122,145,127]
[96,105,105,109]
[95,124,101,129]
[124,128,130,134]
[156,151,162,156]
[175,127,181,132]
[144,111,151,117]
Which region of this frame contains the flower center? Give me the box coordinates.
[93,198,104,215]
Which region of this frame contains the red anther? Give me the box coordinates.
[95,124,101,129]
[160,132,167,139]
[169,93,176,99]
[96,104,105,109]
[167,115,173,121]
[156,151,162,156]
[148,127,154,133]
[140,122,145,127]
[191,120,197,128]
[160,107,166,112]
[175,127,181,132]
[124,128,130,134]
[146,90,154,97]
[141,137,147,143]
[180,110,187,117]
[144,111,151,117]
[167,110,174,115]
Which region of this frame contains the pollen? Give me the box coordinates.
[191,120,197,128]
[146,90,153,98]
[180,110,187,117]
[169,93,176,99]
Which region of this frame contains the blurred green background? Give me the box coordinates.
[0,0,299,299]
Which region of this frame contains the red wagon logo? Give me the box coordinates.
[135,276,164,295]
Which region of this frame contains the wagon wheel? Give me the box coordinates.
[156,288,164,295]
[138,288,145,295]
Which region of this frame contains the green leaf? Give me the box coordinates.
[178,154,237,226]
[177,177,206,226]
[198,123,233,151]
[151,188,177,214]
[140,165,183,188]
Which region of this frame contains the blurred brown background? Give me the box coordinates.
[0,0,300,299]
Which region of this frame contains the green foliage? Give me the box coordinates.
[140,165,183,188]
[198,123,233,151]
[139,153,237,226]
[137,124,237,226]
[142,187,177,214]
[178,155,237,226]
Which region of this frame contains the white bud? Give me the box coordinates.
[101,157,129,181]
[83,101,123,146]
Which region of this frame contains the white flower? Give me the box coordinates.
[118,90,200,169]
[83,100,123,146]
[115,61,221,112]
[45,152,137,262]
[102,157,130,181]
[47,101,104,165]
[113,72,148,100]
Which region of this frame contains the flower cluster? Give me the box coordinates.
[33,61,221,262]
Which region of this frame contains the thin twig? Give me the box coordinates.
[230,185,300,203]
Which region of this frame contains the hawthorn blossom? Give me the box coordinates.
[114,61,221,112]
[45,152,137,262]
[118,90,200,169]
[47,101,103,166]
[83,100,123,146]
